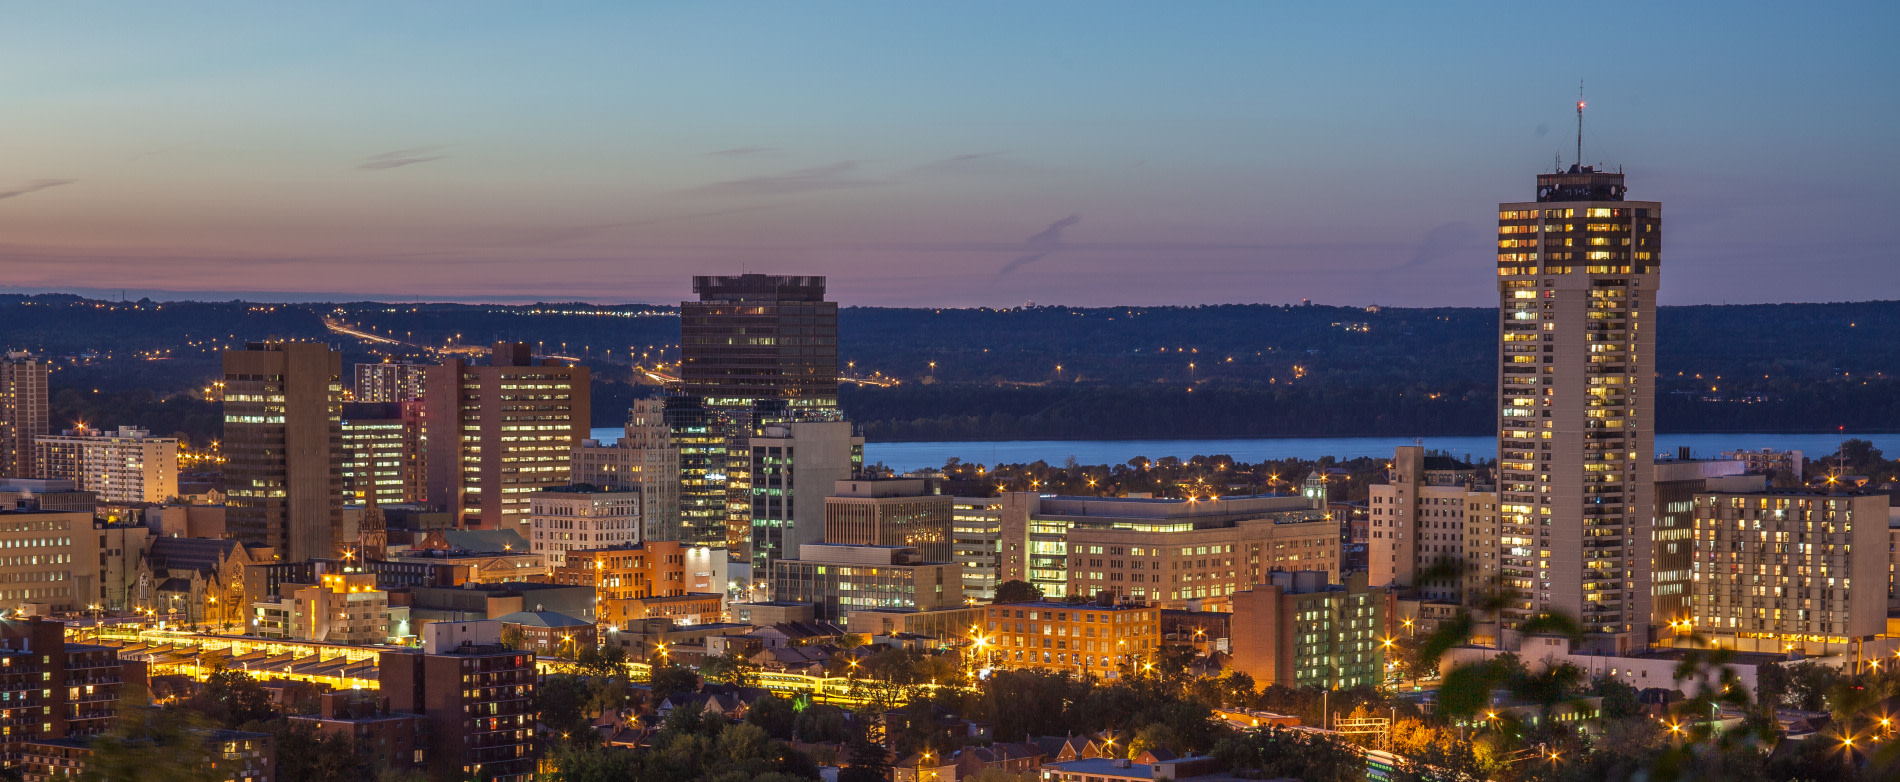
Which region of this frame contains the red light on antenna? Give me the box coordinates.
[1577,101,1586,110]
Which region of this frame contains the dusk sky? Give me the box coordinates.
[2,3,1894,308]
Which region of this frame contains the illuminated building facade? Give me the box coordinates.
[1496,163,1660,653]
[1229,571,1389,690]
[1367,446,1501,607]
[380,645,537,782]
[425,343,589,535]
[341,402,425,507]
[1650,452,1751,631]
[222,342,345,562]
[672,275,841,555]
[1685,488,1887,657]
[0,505,98,614]
[550,541,737,628]
[0,351,49,480]
[749,421,862,572]
[679,274,838,409]
[953,497,1004,601]
[353,361,429,403]
[998,492,1329,606]
[824,478,952,563]
[976,601,1158,675]
[569,398,680,543]
[528,485,640,567]
[0,619,135,765]
[770,544,960,622]
[252,571,408,644]
[32,426,179,504]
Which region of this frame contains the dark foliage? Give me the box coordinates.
[992,580,1044,604]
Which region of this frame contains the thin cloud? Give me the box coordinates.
[358,146,449,170]
[0,179,74,201]
[902,152,1043,179]
[1387,221,1481,271]
[492,205,783,248]
[707,147,777,157]
[998,215,1081,277]
[682,161,882,197]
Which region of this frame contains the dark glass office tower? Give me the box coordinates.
[668,275,841,552]
[680,275,838,410]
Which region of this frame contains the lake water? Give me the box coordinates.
[588,428,1896,473]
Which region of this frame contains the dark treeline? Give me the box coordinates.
[6,294,1898,441]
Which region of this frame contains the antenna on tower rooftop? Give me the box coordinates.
[1575,80,1586,172]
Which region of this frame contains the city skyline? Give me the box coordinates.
[2,3,1896,308]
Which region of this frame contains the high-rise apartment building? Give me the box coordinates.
[341,402,425,508]
[223,342,345,562]
[528,485,640,567]
[0,351,50,479]
[0,619,137,766]
[1683,487,1887,657]
[32,426,179,503]
[825,478,954,564]
[749,421,862,571]
[1651,451,1752,631]
[1367,447,1501,606]
[1496,163,1660,653]
[425,343,589,535]
[380,645,537,782]
[569,398,681,542]
[354,361,430,403]
[671,275,841,555]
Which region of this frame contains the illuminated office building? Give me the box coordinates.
[353,361,429,403]
[569,398,680,542]
[341,402,424,508]
[425,343,589,535]
[670,275,841,556]
[223,342,345,562]
[748,421,861,571]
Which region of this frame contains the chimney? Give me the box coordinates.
[1677,446,1691,461]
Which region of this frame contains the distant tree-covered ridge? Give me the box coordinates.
[4,294,1894,441]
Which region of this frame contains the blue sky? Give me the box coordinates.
[0,2,1894,307]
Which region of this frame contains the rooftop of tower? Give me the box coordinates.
[1536,164,1627,203]
[691,273,827,302]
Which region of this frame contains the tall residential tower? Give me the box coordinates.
[0,352,50,479]
[1495,163,1660,654]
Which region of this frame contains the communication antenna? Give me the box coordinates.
[1575,80,1586,171]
